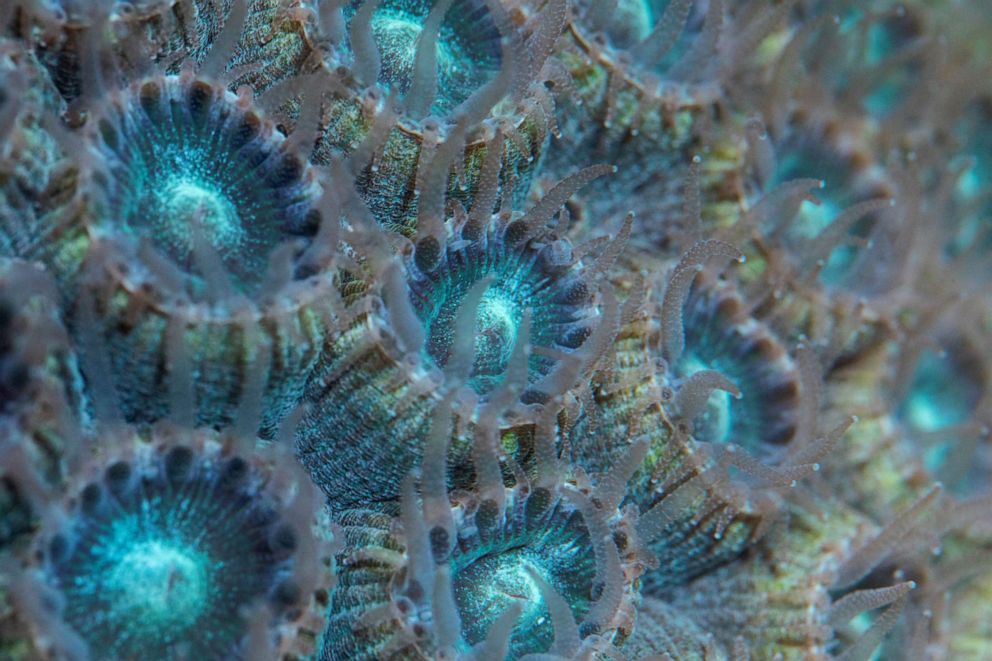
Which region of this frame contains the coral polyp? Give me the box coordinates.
[341,0,503,116]
[89,74,320,294]
[408,209,600,397]
[297,169,617,508]
[312,0,556,236]
[2,0,992,659]
[19,427,321,660]
[33,71,341,436]
[671,275,802,456]
[324,466,643,659]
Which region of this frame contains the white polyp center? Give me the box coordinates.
[473,290,521,375]
[107,539,210,626]
[681,354,733,443]
[160,175,244,256]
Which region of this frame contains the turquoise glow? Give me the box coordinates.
[863,21,901,116]
[411,225,597,399]
[55,503,226,655]
[958,163,982,200]
[948,101,992,256]
[102,535,211,631]
[606,0,655,46]
[156,172,246,257]
[472,288,522,380]
[442,492,598,657]
[900,350,978,433]
[451,543,592,655]
[818,245,859,286]
[677,289,801,457]
[863,14,920,117]
[346,0,502,115]
[602,0,703,68]
[48,453,300,659]
[769,140,881,286]
[773,151,841,238]
[680,353,733,444]
[798,198,841,239]
[453,552,545,641]
[900,344,986,497]
[128,142,267,276]
[949,159,992,256]
[96,78,319,298]
[864,79,904,118]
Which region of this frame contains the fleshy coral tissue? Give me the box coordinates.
[1,0,991,660]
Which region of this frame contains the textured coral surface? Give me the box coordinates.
[1,0,991,660]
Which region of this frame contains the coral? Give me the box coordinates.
[2,53,341,435]
[6,424,329,660]
[1,0,991,659]
[296,168,616,509]
[0,36,72,264]
[21,0,314,105]
[312,0,551,235]
[668,273,802,456]
[81,74,321,291]
[406,205,602,398]
[324,470,643,659]
[337,0,504,116]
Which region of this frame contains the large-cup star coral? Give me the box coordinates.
[2,0,992,659]
[75,82,330,434]
[339,0,504,117]
[670,273,802,457]
[297,164,617,508]
[47,69,339,436]
[7,425,327,660]
[407,198,603,398]
[312,0,555,236]
[46,453,289,657]
[90,74,321,293]
[323,422,646,659]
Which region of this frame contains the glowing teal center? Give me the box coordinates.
[130,140,257,274]
[104,539,210,628]
[795,194,863,287]
[157,176,245,256]
[799,197,841,238]
[901,351,975,433]
[958,164,982,200]
[680,354,733,443]
[452,552,551,648]
[487,559,542,615]
[862,19,915,115]
[608,0,655,45]
[372,12,457,97]
[472,289,521,378]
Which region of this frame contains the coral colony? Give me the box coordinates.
[3,1,992,660]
